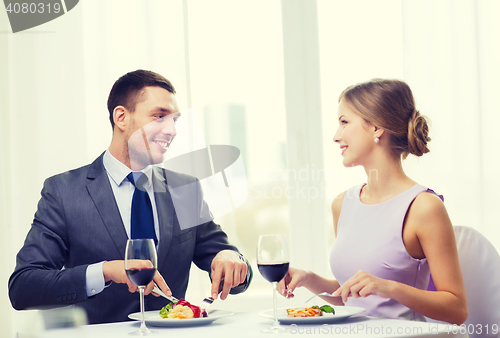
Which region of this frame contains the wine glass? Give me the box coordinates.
[257,234,290,333]
[125,239,158,335]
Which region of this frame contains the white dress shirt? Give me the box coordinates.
[85,149,160,296]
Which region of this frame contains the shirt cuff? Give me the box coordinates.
[86,261,106,297]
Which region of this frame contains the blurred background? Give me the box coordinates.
[1,0,499,336]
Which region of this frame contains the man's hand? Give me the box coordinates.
[102,260,172,297]
[210,250,247,300]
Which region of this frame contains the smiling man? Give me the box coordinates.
[108,75,180,170]
[9,70,253,324]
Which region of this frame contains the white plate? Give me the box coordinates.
[128,309,233,327]
[259,306,365,324]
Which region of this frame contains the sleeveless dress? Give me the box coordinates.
[330,184,436,321]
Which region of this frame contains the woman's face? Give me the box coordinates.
[333,99,377,167]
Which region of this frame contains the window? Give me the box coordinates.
[318,0,404,248]
[184,0,288,301]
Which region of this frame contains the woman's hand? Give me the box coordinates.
[333,270,395,303]
[276,267,310,299]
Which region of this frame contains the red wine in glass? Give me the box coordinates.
[257,234,290,333]
[257,262,290,283]
[126,268,157,287]
[125,239,158,335]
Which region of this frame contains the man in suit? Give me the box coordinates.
[8,70,253,324]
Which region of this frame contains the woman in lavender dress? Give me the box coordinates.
[278,79,467,325]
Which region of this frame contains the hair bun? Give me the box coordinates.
[406,110,430,158]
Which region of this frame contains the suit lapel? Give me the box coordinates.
[86,154,129,258]
[153,167,175,271]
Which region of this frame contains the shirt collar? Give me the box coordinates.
[103,149,153,188]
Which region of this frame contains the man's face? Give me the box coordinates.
[126,86,180,170]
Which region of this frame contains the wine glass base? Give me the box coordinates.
[129,328,158,336]
[261,326,287,333]
[261,322,287,333]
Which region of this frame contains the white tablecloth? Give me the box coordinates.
[29,310,468,338]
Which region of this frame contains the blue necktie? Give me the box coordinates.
[127,172,157,245]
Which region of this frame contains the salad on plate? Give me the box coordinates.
[159,299,208,319]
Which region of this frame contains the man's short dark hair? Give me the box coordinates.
[107,70,176,129]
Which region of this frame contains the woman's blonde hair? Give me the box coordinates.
[339,78,430,159]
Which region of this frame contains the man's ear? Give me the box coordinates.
[113,106,128,132]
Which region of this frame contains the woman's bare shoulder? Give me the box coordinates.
[408,189,452,236]
[411,190,448,219]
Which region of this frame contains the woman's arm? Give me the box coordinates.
[402,192,468,324]
[334,192,468,325]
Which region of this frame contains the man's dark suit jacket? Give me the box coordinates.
[8,153,252,324]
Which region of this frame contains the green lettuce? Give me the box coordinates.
[319,305,335,314]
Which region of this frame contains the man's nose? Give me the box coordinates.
[161,116,177,137]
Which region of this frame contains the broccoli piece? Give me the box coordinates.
[159,302,174,318]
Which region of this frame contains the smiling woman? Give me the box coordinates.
[279,78,468,325]
[337,79,430,161]
[334,79,431,168]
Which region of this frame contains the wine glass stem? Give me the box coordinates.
[272,281,279,327]
[139,286,146,331]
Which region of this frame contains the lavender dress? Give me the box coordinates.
[330,184,436,321]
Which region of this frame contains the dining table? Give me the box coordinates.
[29,307,469,338]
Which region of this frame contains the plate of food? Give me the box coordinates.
[259,305,365,325]
[128,298,233,327]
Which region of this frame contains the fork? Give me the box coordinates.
[200,296,215,312]
[152,284,179,304]
[305,292,341,303]
[200,280,224,312]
